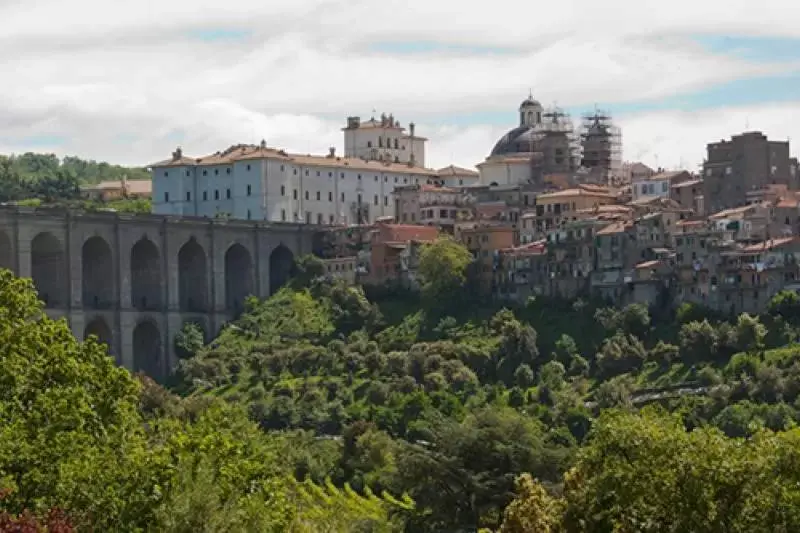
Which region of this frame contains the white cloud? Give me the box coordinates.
[0,0,798,171]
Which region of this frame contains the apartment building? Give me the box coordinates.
[703,131,793,213]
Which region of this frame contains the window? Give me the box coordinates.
[246,164,251,171]
[281,209,286,221]
[374,195,379,205]
[305,170,309,176]
[317,213,323,224]
[305,191,309,200]
[214,169,219,175]
[316,191,321,201]
[203,191,208,201]
[293,169,297,175]
[662,182,668,193]
[185,191,190,201]
[164,192,170,202]
[328,191,333,202]
[247,184,252,196]
[186,170,190,176]
[374,175,378,182]
[367,141,372,148]
[281,185,285,196]
[341,192,345,202]
[358,174,362,180]
[329,172,333,177]
[226,168,231,174]
[316,171,320,177]
[305,211,311,224]
[357,193,362,204]
[164,171,169,177]
[293,189,298,200]
[384,196,388,206]
[247,209,251,220]
[203,170,208,176]
[226,189,231,199]
[280,165,285,171]
[340,173,345,178]
[329,214,334,224]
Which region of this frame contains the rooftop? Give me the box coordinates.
[740,237,798,253]
[152,143,441,176]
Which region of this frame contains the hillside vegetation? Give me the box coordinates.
[168,242,800,531]
[0,152,151,212]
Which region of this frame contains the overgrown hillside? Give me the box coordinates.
[168,243,800,531]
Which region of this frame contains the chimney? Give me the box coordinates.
[172,146,182,161]
[409,122,416,137]
[260,139,267,149]
[328,147,336,158]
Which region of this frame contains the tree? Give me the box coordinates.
[0,270,163,530]
[561,409,800,532]
[174,322,205,359]
[768,290,800,323]
[292,255,327,289]
[417,238,473,310]
[499,474,561,533]
[735,313,767,355]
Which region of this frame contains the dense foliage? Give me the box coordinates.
[171,239,800,531]
[0,153,151,211]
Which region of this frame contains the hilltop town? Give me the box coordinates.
[129,95,798,317]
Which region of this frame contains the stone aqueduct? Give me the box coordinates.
[0,206,317,379]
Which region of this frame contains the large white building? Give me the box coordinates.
[343,113,427,167]
[150,115,478,224]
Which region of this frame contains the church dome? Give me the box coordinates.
[490,126,541,156]
[520,97,541,108]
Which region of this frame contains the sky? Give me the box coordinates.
[1,0,799,172]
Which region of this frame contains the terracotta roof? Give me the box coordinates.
[776,197,799,209]
[595,221,630,236]
[708,203,766,220]
[502,242,547,256]
[576,205,632,214]
[152,143,439,176]
[536,188,613,200]
[436,164,479,177]
[740,237,798,252]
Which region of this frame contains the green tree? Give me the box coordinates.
[417,238,473,310]
[0,269,163,530]
[174,322,205,359]
[499,474,561,533]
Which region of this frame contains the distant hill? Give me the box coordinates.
[1,152,150,185]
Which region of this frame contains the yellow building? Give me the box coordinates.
[520,187,616,242]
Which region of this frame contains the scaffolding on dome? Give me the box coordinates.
[527,106,580,184]
[580,109,622,186]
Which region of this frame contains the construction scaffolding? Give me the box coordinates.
[580,109,622,186]
[527,106,580,183]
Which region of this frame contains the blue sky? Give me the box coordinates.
[1,1,799,170]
